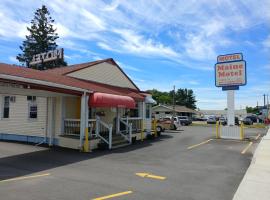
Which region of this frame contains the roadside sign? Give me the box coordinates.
[215,60,246,87]
[30,48,64,65]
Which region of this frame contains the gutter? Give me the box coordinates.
[0,74,92,94]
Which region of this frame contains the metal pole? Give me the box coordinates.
[227,90,235,126]
[263,94,266,107]
[173,85,176,117]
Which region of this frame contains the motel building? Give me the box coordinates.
[0,58,156,151]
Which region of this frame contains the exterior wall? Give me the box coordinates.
[65,97,80,119]
[0,94,47,136]
[67,62,137,89]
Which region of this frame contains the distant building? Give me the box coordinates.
[200,109,247,118]
[152,104,200,118]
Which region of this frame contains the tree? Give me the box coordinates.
[173,88,197,109]
[17,5,67,70]
[147,88,197,109]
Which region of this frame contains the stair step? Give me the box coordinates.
[112,142,130,149]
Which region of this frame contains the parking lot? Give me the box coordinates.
[0,126,267,200]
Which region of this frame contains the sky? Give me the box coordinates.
[0,0,269,110]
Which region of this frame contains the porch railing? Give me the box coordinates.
[119,119,132,144]
[95,116,113,149]
[64,117,113,149]
[64,118,96,138]
[121,117,142,132]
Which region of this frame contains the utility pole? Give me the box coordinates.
[263,94,266,107]
[173,85,176,117]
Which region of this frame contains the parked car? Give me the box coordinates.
[242,117,253,125]
[245,115,257,123]
[219,117,227,125]
[156,116,181,133]
[207,116,217,124]
[177,116,192,126]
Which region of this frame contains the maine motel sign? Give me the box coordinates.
[215,53,246,90]
[215,53,246,130]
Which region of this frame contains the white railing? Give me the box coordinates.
[64,118,96,138]
[64,119,80,136]
[119,119,132,144]
[121,117,142,132]
[96,116,113,149]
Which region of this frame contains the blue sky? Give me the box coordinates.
[0,0,269,109]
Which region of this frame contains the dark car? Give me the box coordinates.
[245,115,257,123]
[177,116,192,126]
[242,117,253,125]
[219,117,239,126]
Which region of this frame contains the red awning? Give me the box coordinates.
[89,92,136,108]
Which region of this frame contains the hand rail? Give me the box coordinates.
[95,116,113,149]
[119,119,132,144]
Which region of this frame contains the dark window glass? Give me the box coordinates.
[29,102,37,119]
[3,96,10,118]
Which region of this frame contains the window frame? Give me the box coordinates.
[27,96,38,119]
[3,96,10,119]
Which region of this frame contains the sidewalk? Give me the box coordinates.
[233,127,270,200]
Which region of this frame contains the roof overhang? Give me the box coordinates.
[0,74,92,95]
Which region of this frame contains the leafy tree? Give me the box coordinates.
[17,5,67,70]
[147,88,197,109]
[246,106,259,114]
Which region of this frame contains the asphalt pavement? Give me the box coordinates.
[0,126,267,200]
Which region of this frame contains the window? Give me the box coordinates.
[27,96,37,119]
[3,96,10,118]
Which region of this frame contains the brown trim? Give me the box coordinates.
[0,78,83,96]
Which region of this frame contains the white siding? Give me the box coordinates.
[67,62,137,89]
[0,94,47,136]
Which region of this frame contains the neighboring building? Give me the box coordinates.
[200,109,247,118]
[0,58,156,150]
[152,104,200,118]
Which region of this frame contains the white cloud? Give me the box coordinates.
[263,35,270,49]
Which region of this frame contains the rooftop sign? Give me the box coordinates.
[215,53,246,88]
[30,48,64,65]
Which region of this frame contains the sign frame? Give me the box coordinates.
[217,52,243,63]
[214,59,247,88]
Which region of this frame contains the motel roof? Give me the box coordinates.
[0,62,144,100]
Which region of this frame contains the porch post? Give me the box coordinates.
[60,96,66,134]
[47,97,55,146]
[79,93,88,149]
[116,107,120,134]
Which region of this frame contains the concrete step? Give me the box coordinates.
[97,134,131,150]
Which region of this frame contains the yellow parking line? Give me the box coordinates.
[241,142,253,154]
[255,134,261,140]
[0,173,50,183]
[92,191,133,200]
[187,139,213,150]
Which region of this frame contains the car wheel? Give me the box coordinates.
[156,126,162,133]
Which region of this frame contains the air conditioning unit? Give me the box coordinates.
[10,96,16,103]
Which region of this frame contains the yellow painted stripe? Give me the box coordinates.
[0,173,50,183]
[255,134,261,140]
[146,174,166,180]
[241,142,253,154]
[92,191,133,200]
[187,139,212,150]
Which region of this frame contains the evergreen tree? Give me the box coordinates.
[17,5,67,70]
